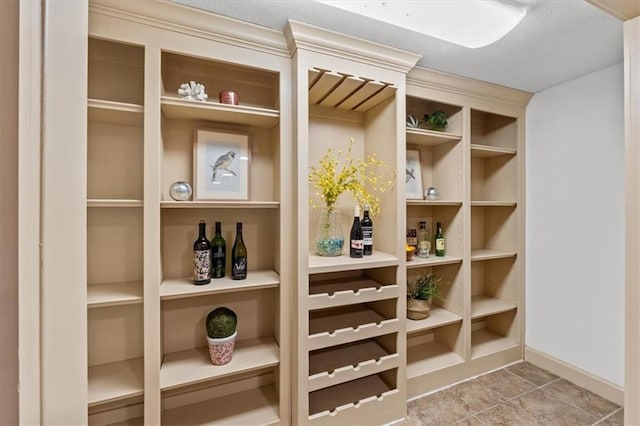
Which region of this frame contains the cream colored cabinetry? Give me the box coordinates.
[405,68,529,398]
[87,1,291,424]
[287,22,420,425]
[87,38,146,421]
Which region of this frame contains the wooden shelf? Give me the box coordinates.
[88,99,143,126]
[407,341,464,378]
[162,385,279,426]
[406,200,462,206]
[471,296,517,319]
[308,251,398,274]
[160,270,280,300]
[406,254,463,268]
[406,307,462,334]
[471,329,518,359]
[308,277,398,310]
[406,128,462,146]
[308,305,398,350]
[308,340,399,392]
[160,336,279,391]
[471,249,517,261]
[161,200,280,209]
[471,201,517,207]
[309,374,397,417]
[308,68,396,112]
[88,358,144,407]
[87,281,143,308]
[160,96,280,128]
[470,144,516,158]
[87,199,144,208]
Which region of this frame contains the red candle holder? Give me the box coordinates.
[219,90,239,105]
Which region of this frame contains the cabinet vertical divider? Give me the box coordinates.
[144,46,163,426]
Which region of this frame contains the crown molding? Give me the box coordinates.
[284,20,421,74]
[89,0,290,57]
[407,66,533,108]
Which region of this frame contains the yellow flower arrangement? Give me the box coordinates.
[308,138,395,215]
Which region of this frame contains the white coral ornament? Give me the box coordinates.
[177,81,208,102]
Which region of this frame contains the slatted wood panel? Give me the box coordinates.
[308,69,395,112]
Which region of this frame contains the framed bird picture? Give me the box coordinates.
[406,149,423,200]
[194,129,249,200]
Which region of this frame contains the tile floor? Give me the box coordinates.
[398,362,623,426]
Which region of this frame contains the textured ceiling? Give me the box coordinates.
[172,0,623,93]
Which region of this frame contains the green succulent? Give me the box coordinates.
[422,110,448,131]
[206,307,237,338]
[407,272,446,301]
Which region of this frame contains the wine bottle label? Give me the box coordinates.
[351,239,364,249]
[212,247,225,277]
[363,227,373,244]
[193,249,211,281]
[436,238,445,251]
[232,257,247,278]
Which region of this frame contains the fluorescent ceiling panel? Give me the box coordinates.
[315,0,527,48]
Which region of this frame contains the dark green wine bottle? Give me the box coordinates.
[435,221,445,257]
[211,221,226,279]
[231,222,247,280]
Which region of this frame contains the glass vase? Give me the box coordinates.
[316,207,344,256]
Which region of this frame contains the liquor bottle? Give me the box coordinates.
[193,221,211,285]
[211,221,226,279]
[435,221,446,257]
[417,221,431,258]
[362,204,374,256]
[350,205,364,258]
[231,222,248,280]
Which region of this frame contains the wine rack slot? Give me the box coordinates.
[308,271,398,309]
[308,336,398,391]
[308,304,399,350]
[308,371,399,419]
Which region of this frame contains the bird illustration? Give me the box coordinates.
[210,151,237,182]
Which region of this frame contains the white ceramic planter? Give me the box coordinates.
[206,330,237,365]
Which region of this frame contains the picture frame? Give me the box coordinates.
[194,129,249,200]
[406,149,423,200]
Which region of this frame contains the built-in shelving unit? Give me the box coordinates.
[70,3,530,424]
[86,3,292,424]
[86,36,146,423]
[403,67,527,398]
[289,20,419,425]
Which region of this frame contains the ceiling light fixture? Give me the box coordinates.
[314,0,527,49]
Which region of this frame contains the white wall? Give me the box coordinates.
[526,63,625,386]
[0,0,19,423]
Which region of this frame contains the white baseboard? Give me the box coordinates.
[524,346,624,405]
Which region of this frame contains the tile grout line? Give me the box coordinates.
[503,365,548,389]
[592,407,624,425]
[538,380,612,424]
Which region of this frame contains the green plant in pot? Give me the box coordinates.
[422,110,448,132]
[205,307,238,365]
[407,272,446,320]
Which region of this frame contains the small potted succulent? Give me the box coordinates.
[205,307,237,365]
[407,272,446,320]
[422,110,448,131]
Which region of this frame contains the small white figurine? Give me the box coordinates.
[177,81,208,102]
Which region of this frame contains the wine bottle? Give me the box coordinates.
[193,221,211,285]
[417,221,431,258]
[362,204,373,256]
[350,206,364,258]
[435,221,446,257]
[231,222,247,280]
[211,221,226,279]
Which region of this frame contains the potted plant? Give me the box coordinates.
[422,110,448,131]
[308,137,395,256]
[205,306,237,365]
[407,272,446,320]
